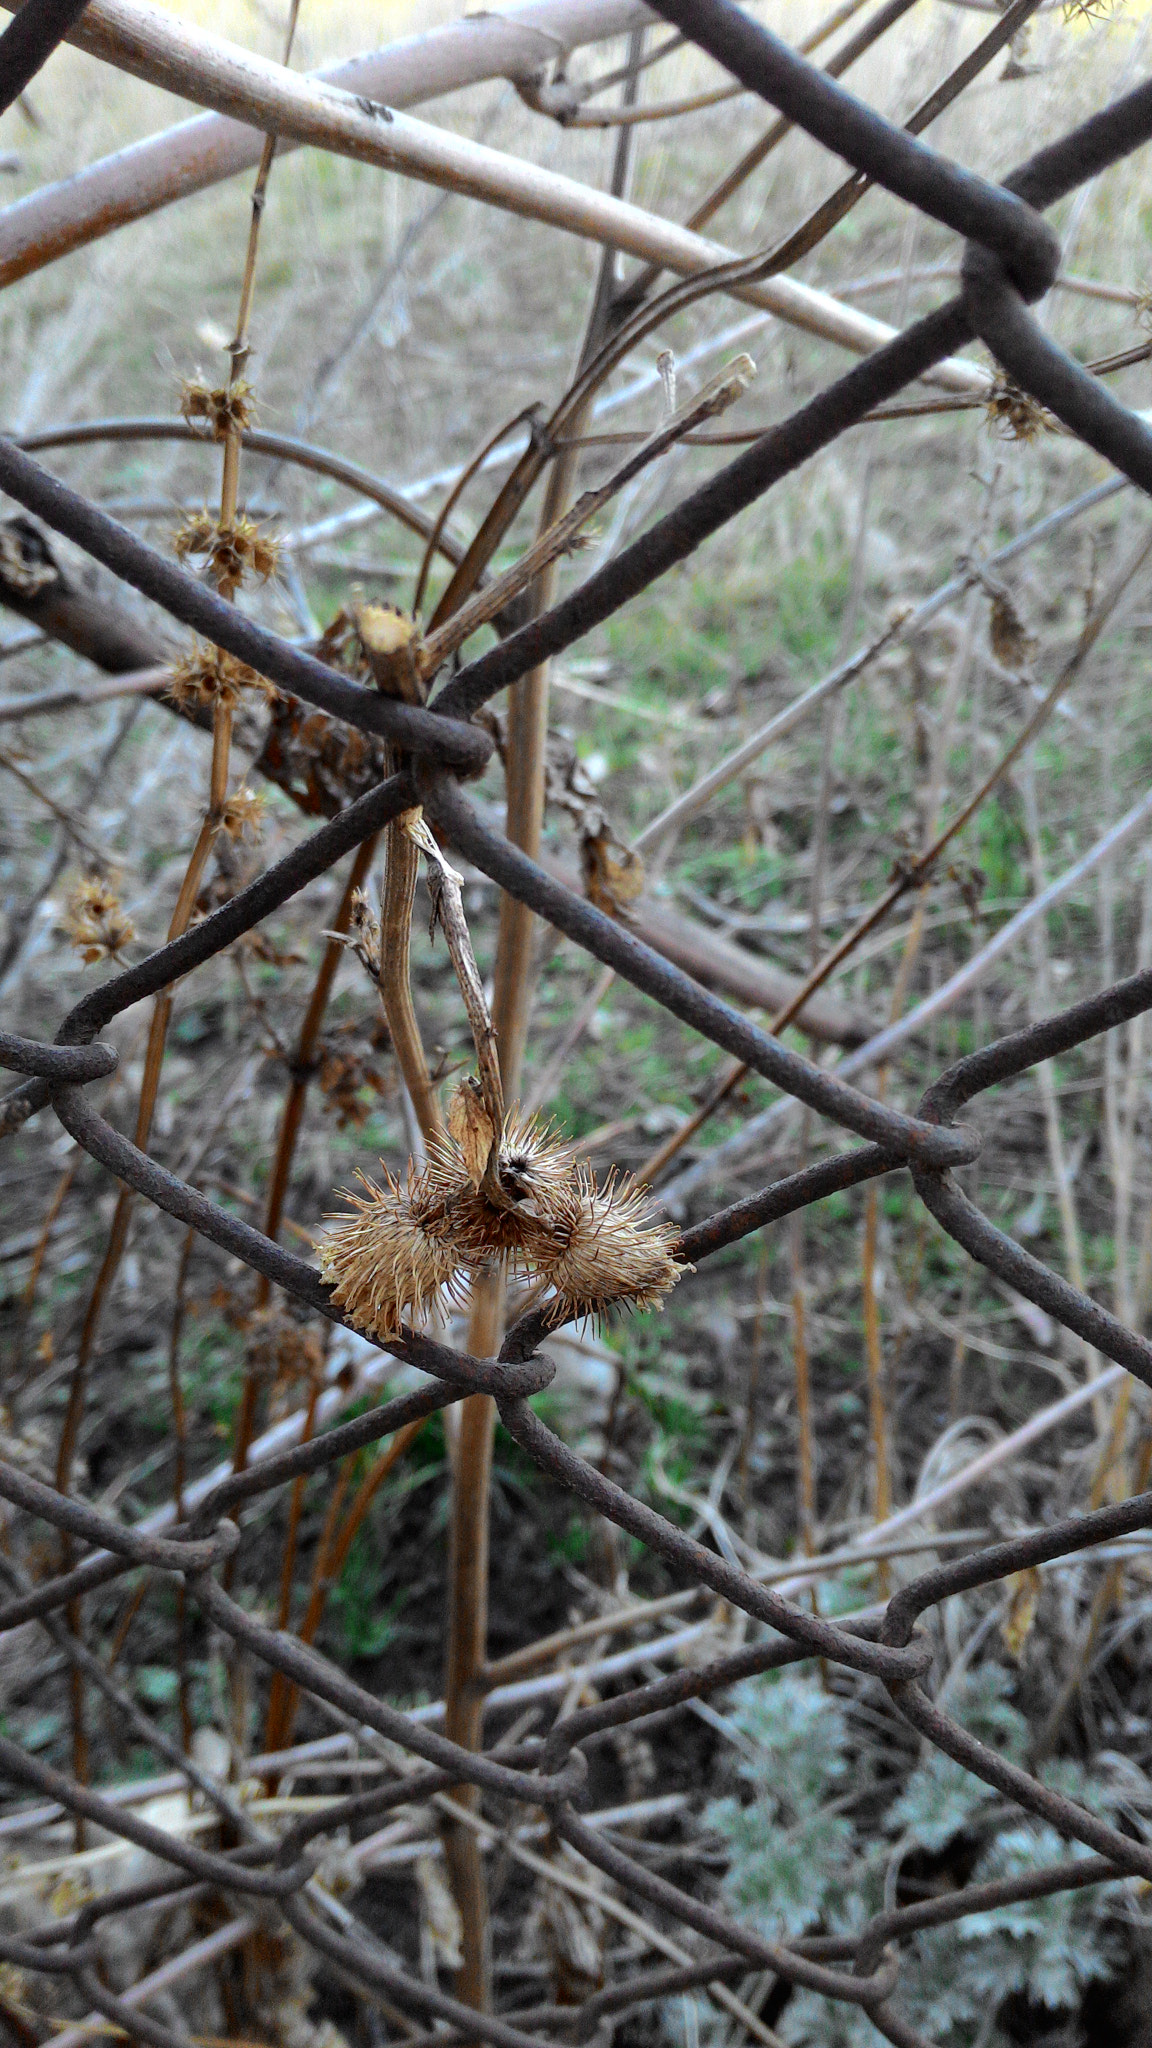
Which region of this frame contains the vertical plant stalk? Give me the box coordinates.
[167,1225,195,1753]
[1020,757,1103,1429]
[379,794,444,1148]
[788,1200,816,1560]
[56,808,221,1839]
[441,40,647,2013]
[259,833,382,1283]
[736,1235,770,1508]
[261,1415,428,1762]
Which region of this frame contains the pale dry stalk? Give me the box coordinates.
[442,55,646,2011]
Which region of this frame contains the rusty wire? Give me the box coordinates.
[3,0,1152,2043]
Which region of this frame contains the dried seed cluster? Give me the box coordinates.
[167,644,273,711]
[173,511,279,587]
[219,786,264,843]
[320,1086,686,1340]
[984,376,1052,443]
[63,876,135,964]
[180,377,255,441]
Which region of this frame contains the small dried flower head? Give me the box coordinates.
[219,785,264,843]
[167,644,269,711]
[984,376,1051,443]
[180,377,255,440]
[319,1166,466,1340]
[63,875,135,964]
[174,510,279,588]
[535,1167,688,1326]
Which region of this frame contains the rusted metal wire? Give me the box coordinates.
[5,3,1152,2041]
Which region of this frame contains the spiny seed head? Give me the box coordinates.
[219,786,264,842]
[167,644,270,711]
[173,511,279,587]
[984,377,1051,443]
[180,377,255,440]
[535,1168,688,1326]
[63,876,135,964]
[319,1168,466,1340]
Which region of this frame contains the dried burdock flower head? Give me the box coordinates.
[984,376,1052,443]
[167,643,270,711]
[219,785,264,843]
[535,1166,688,1326]
[319,1164,467,1340]
[173,511,279,588]
[320,1080,686,1339]
[63,875,135,964]
[180,377,255,441]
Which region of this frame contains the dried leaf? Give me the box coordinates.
[541,1878,604,2003]
[416,1852,464,1972]
[584,830,645,918]
[446,1077,498,1190]
[1001,1565,1042,1660]
[989,590,1038,670]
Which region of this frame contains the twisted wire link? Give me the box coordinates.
[4,1,1152,2039]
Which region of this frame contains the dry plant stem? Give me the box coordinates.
[505,0,1021,493]
[263,1421,429,1760]
[420,1789,788,2048]
[422,0,966,631]
[258,833,381,1296]
[622,0,902,301]
[262,1454,356,1758]
[1034,1430,1152,1763]
[9,1153,74,1397]
[168,1226,195,1753]
[442,67,646,2009]
[0,0,654,290]
[382,803,443,1148]
[1020,758,1102,1420]
[412,819,503,1131]
[53,757,222,1842]
[789,1202,816,1560]
[418,357,754,677]
[413,407,542,620]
